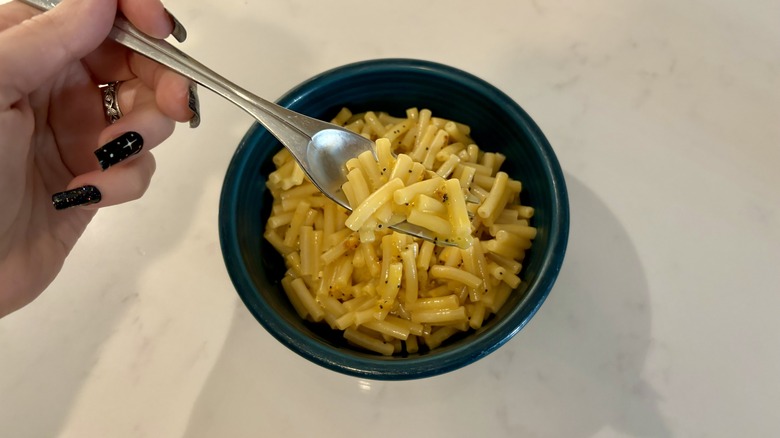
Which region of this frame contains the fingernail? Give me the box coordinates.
[94,132,144,170]
[167,9,187,43]
[188,83,201,128]
[52,185,102,210]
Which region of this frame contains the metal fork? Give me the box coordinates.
[19,0,457,245]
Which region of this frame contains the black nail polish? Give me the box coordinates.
[188,84,201,128]
[167,9,187,43]
[95,132,143,170]
[52,185,102,210]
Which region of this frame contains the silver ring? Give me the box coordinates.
[99,81,123,124]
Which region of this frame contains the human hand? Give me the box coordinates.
[0,0,198,317]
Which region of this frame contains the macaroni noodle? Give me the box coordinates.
[263,108,536,355]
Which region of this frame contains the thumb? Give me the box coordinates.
[0,0,117,105]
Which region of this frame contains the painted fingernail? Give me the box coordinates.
[167,9,187,43]
[94,132,144,170]
[188,83,201,128]
[52,185,102,210]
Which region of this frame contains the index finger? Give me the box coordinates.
[81,0,182,83]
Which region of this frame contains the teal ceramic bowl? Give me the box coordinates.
[219,59,569,380]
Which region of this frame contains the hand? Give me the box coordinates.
[0,0,197,317]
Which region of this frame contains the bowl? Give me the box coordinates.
[219,59,569,380]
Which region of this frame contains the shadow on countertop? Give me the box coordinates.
[180,173,669,438]
[0,3,317,437]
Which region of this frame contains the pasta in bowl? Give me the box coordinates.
[219,59,569,379]
[266,108,536,356]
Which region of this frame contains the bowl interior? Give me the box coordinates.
[219,59,568,379]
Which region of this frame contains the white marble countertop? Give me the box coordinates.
[2,0,779,436]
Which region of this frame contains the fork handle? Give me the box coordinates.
[16,0,331,155]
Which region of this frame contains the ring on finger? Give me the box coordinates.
[99,81,124,124]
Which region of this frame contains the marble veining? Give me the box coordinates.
[1,0,778,437]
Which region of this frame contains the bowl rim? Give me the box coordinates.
[219,58,569,380]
